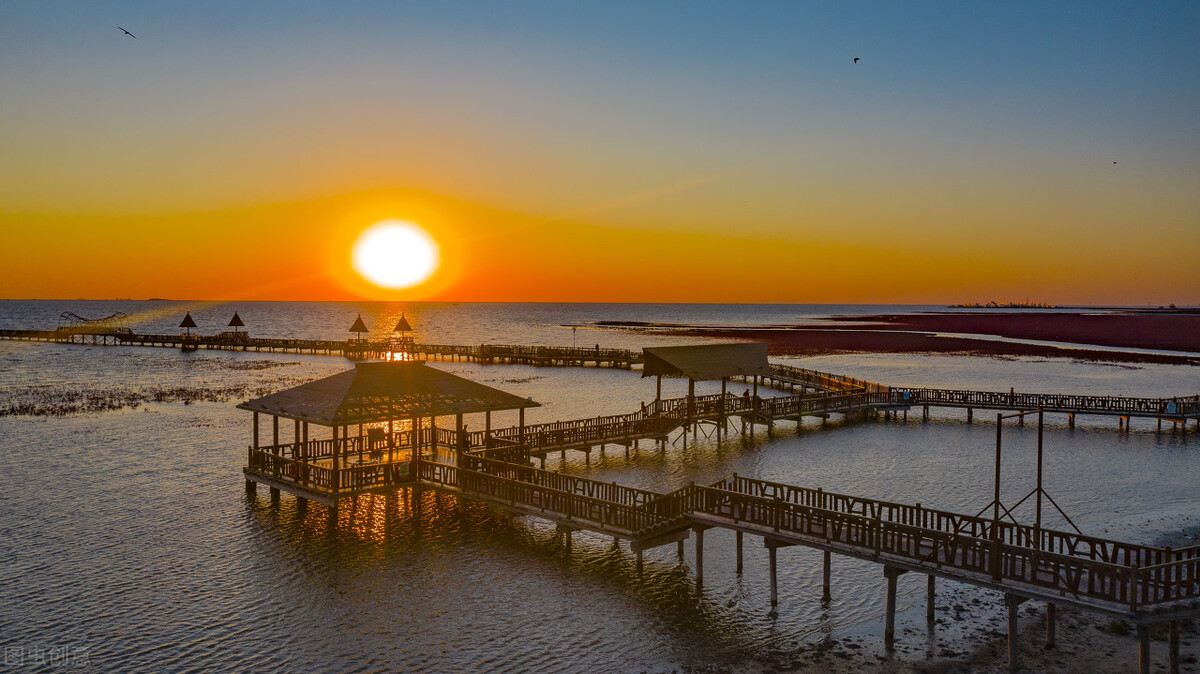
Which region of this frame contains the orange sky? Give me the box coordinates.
[2,3,1198,305]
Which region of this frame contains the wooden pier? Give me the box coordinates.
[0,328,641,367]
[246,393,1200,673]
[236,353,1199,672]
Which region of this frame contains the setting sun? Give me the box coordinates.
[351,220,440,289]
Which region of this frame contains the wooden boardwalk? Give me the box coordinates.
[0,328,641,367]
[243,387,1199,671]
[5,326,1196,428]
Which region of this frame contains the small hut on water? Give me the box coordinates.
[390,313,415,358]
[240,360,540,507]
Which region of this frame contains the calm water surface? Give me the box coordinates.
[1,301,1197,672]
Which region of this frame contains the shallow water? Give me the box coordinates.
[1,301,1197,672]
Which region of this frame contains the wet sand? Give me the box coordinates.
[824,312,1200,353]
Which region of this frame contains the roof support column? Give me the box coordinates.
[430,415,437,462]
[331,425,339,493]
[456,413,464,458]
[519,408,526,447]
[485,411,492,446]
[687,377,695,424]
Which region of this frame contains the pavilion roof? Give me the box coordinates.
[348,314,369,333]
[237,361,539,426]
[228,312,245,327]
[642,343,770,381]
[393,314,413,332]
[179,312,198,329]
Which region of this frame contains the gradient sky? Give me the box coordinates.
[2,1,1198,303]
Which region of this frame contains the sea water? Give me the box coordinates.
[1,301,1196,671]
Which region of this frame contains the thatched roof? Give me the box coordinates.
[393,314,413,332]
[179,312,198,329]
[348,314,369,334]
[237,361,540,426]
[642,343,770,381]
[228,312,245,327]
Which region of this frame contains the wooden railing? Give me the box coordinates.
[768,364,891,394]
[462,455,661,508]
[890,388,1200,417]
[712,475,1173,568]
[415,460,658,532]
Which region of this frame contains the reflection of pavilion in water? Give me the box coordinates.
[241,360,538,506]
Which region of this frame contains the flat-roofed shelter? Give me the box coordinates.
[642,343,770,419]
[240,361,540,505]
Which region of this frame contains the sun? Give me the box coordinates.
[352,220,440,289]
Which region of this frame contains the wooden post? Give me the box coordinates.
[302,422,309,483]
[293,419,300,459]
[884,566,901,649]
[677,539,685,560]
[695,527,704,585]
[1068,413,1075,429]
[331,425,339,493]
[253,412,260,451]
[519,407,526,447]
[823,551,832,600]
[923,405,929,421]
[1046,603,1056,648]
[967,407,973,423]
[926,574,935,622]
[1006,593,1023,671]
[992,413,1003,580]
[687,377,695,425]
[769,542,778,607]
[736,531,743,575]
[485,410,492,445]
[1137,623,1151,674]
[656,374,662,403]
[273,415,279,451]
[720,377,727,438]
[455,413,464,457]
[1169,620,1179,674]
[636,549,643,575]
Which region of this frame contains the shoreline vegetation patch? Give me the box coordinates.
[0,378,308,417]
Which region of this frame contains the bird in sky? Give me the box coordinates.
[853,57,860,63]
[118,26,135,38]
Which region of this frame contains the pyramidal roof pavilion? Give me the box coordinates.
[238,360,539,427]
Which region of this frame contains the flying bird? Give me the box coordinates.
[853,57,860,63]
[118,26,136,38]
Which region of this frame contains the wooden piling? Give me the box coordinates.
[695,527,704,585]
[823,551,832,600]
[1137,623,1151,674]
[884,566,902,649]
[1046,603,1056,648]
[926,574,935,622]
[736,531,743,575]
[769,542,778,607]
[1169,620,1179,674]
[1006,594,1023,671]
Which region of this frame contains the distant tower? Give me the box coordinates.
[228,311,245,334]
[391,313,415,358]
[348,314,369,343]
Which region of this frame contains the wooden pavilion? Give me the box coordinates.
[241,360,540,506]
[642,343,770,426]
[389,313,415,358]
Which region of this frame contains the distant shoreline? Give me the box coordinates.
[594,311,1200,365]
